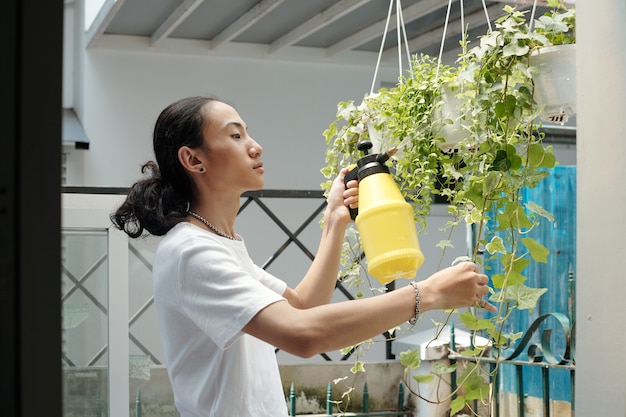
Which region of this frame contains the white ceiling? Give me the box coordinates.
[86,0,554,66]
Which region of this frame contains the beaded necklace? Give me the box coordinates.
[187,211,240,241]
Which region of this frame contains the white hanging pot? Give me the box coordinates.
[530,44,577,124]
[432,86,488,152]
[432,88,468,150]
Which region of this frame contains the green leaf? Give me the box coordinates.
[495,102,506,119]
[523,169,550,189]
[412,374,435,384]
[541,151,557,168]
[527,143,547,167]
[432,363,457,375]
[497,202,533,230]
[491,273,506,289]
[505,144,522,169]
[509,153,523,170]
[491,254,529,287]
[525,201,555,222]
[501,253,530,274]
[459,311,495,332]
[466,207,484,225]
[521,237,549,263]
[464,374,491,401]
[464,182,486,210]
[400,349,422,369]
[491,149,512,172]
[498,284,548,311]
[460,346,488,356]
[483,171,502,195]
[436,239,454,249]
[350,361,365,374]
[505,94,517,116]
[450,396,466,416]
[491,269,526,288]
[485,236,506,255]
[526,144,557,169]
[503,41,529,57]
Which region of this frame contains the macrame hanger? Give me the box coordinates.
[396,0,403,78]
[528,0,539,32]
[435,0,454,83]
[370,0,394,94]
[436,0,497,82]
[397,0,413,77]
[370,0,412,94]
[481,0,493,33]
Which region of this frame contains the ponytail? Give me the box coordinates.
[111,161,188,237]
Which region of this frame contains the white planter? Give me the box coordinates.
[432,88,468,150]
[530,44,577,124]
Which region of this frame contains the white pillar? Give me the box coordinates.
[576,1,626,415]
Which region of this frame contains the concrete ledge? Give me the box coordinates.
[280,361,408,414]
[64,361,409,416]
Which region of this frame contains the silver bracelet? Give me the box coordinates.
[408,281,421,325]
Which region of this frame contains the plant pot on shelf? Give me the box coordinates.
[530,44,577,124]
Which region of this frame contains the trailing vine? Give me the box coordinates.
[321,2,574,415]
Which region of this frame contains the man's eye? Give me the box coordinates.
[232,133,241,139]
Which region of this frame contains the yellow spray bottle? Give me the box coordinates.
[345,141,424,285]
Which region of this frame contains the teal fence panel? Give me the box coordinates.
[485,166,576,403]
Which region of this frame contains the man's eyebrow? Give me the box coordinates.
[225,121,248,130]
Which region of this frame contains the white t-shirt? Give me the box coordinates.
[152,222,289,417]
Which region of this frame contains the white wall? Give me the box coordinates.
[67,35,399,189]
[576,0,626,415]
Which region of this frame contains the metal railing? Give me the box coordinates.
[61,187,394,369]
[449,312,575,417]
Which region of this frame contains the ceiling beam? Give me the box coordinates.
[151,0,206,47]
[489,0,574,5]
[85,0,126,48]
[211,0,286,50]
[326,0,444,57]
[269,0,373,54]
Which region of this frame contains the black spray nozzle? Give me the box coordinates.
[357,140,373,155]
[358,141,397,164]
[343,142,398,220]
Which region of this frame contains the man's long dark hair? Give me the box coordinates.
[110,96,219,238]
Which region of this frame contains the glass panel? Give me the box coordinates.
[126,235,173,413]
[62,229,109,417]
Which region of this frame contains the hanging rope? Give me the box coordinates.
[528,0,539,32]
[370,0,412,94]
[370,0,395,94]
[460,0,466,48]
[398,0,413,75]
[481,0,492,33]
[435,0,454,83]
[395,0,403,78]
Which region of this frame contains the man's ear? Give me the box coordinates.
[178,146,205,174]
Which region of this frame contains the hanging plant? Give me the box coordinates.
[322,1,574,415]
[530,1,577,123]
